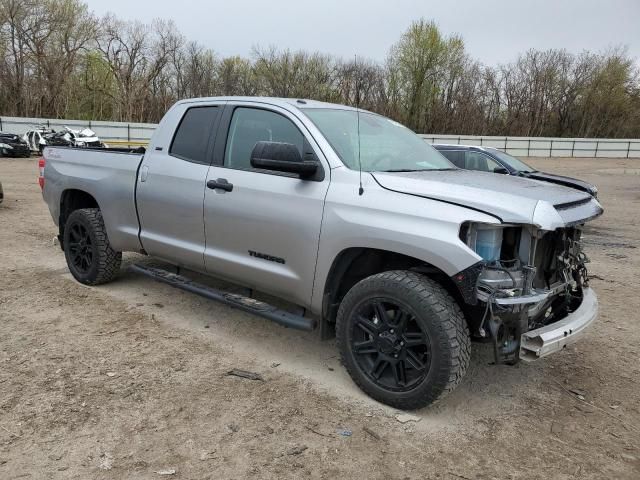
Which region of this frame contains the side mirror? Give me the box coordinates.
[250,141,318,178]
[493,166,509,174]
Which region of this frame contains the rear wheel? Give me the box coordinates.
[63,208,121,285]
[336,270,471,410]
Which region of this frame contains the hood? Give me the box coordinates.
[520,171,597,196]
[0,133,25,144]
[371,169,602,229]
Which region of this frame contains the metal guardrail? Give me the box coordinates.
[421,135,640,158]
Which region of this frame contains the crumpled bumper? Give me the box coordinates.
[519,287,598,361]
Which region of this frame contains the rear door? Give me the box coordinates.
[202,103,330,307]
[137,104,222,270]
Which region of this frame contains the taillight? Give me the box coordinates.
[38,157,45,190]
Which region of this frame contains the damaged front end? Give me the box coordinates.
[454,220,598,364]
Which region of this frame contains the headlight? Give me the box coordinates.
[0,143,13,149]
[460,222,505,262]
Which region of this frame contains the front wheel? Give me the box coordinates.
[336,270,471,410]
[63,208,122,285]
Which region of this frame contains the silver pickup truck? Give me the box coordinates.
[40,97,603,409]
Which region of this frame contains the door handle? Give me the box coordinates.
[207,178,233,192]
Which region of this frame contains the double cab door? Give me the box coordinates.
[137,101,329,308]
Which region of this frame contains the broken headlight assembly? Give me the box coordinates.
[459,222,532,299]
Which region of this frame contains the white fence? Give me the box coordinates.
[1,115,639,157]
[419,134,640,158]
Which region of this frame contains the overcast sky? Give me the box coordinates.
[83,0,639,66]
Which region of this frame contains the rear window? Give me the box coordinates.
[169,106,220,164]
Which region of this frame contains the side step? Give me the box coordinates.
[129,264,316,332]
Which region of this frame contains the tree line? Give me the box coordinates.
[1,0,639,137]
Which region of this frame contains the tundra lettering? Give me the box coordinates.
[249,250,286,264]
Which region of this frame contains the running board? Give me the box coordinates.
[129,264,316,332]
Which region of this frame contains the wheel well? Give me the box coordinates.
[58,189,99,248]
[320,248,464,339]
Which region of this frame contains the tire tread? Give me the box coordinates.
[336,270,471,410]
[65,208,121,285]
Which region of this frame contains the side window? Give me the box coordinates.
[465,151,501,172]
[169,106,219,165]
[440,150,465,168]
[224,107,304,171]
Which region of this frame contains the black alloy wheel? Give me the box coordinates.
[67,222,94,274]
[351,298,431,391]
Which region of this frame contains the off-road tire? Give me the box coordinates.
[63,208,122,285]
[336,270,471,410]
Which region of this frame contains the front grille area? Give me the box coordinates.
[532,227,585,290]
[1,142,30,156]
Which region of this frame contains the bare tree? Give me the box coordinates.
[1,5,639,138]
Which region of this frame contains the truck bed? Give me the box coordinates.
[42,146,146,253]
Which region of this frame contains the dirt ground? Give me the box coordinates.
[0,156,639,479]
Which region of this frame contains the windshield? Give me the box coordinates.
[488,148,535,172]
[302,108,455,172]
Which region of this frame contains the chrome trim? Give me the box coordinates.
[519,288,598,361]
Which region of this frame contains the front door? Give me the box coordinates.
[137,105,221,270]
[203,104,329,307]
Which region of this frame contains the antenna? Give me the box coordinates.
[355,55,364,196]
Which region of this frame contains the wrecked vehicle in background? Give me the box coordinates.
[24,126,106,153]
[39,97,603,410]
[0,132,31,158]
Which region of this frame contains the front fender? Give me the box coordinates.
[310,169,497,313]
